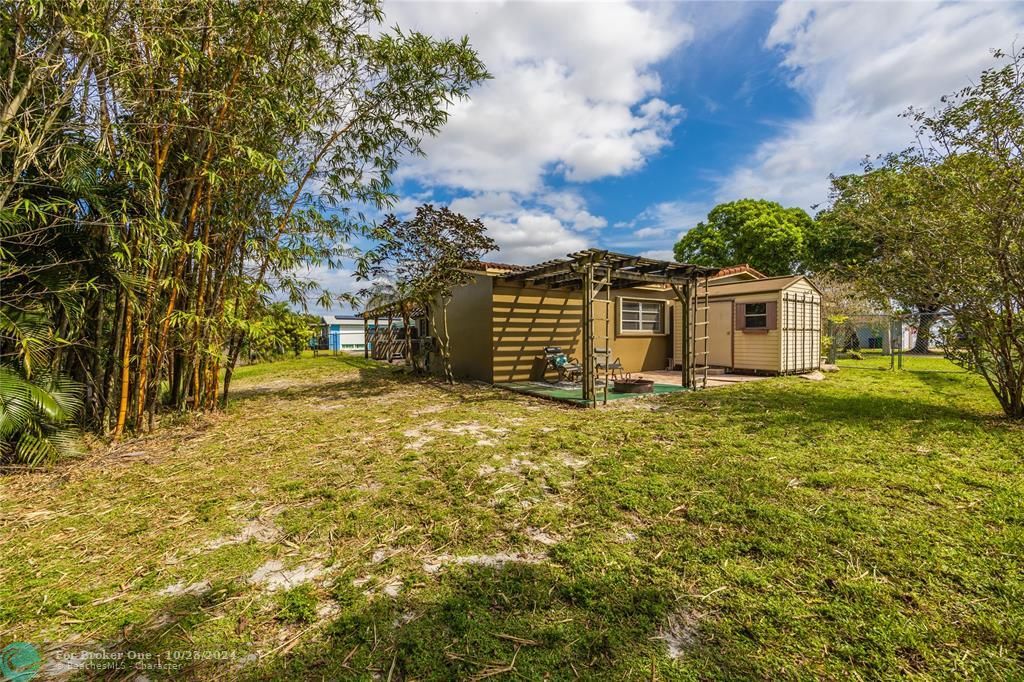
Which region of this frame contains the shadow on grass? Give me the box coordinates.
[237,562,726,681]
[230,361,524,410]
[69,581,246,679]
[71,562,717,680]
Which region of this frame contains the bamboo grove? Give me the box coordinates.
[0,0,487,462]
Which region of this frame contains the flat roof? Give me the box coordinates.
[321,315,363,323]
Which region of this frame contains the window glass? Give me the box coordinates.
[621,300,663,333]
[745,302,768,329]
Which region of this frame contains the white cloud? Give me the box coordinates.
[482,212,590,265]
[638,249,675,262]
[387,1,691,193]
[611,200,709,254]
[718,1,1024,209]
[446,190,599,264]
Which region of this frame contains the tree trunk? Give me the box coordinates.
[402,311,412,370]
[112,304,134,440]
[438,297,454,384]
[912,308,938,354]
[221,332,243,409]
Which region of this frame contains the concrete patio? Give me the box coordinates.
[633,369,773,389]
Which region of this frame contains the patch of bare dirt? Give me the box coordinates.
[656,607,703,660]
[247,560,324,591]
[204,517,280,550]
[422,551,547,575]
[157,580,211,597]
[353,575,403,598]
[524,527,561,546]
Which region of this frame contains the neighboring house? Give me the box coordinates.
[319,315,367,352]
[851,319,917,352]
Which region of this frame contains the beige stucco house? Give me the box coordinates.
[364,255,822,387]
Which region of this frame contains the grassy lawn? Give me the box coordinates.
[1,355,1022,679]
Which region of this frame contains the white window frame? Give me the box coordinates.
[619,298,666,335]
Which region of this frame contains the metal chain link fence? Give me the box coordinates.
[825,314,968,373]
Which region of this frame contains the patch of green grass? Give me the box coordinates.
[274,585,318,625]
[0,354,1021,680]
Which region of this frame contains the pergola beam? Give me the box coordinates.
[503,248,716,288]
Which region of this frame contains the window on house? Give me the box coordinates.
[620,300,665,333]
[744,302,768,329]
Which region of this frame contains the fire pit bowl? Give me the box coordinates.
[611,378,654,394]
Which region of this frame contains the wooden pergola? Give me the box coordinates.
[359,299,426,362]
[500,249,718,406]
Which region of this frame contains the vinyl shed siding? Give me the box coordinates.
[779,279,821,373]
[731,292,781,372]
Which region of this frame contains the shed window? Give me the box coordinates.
[744,303,768,329]
[620,300,664,333]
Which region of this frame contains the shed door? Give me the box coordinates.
[708,301,733,367]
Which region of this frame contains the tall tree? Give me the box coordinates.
[358,205,497,383]
[0,0,488,459]
[814,172,942,353]
[825,48,1024,418]
[672,199,815,276]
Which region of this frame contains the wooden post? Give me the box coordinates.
[670,282,690,388]
[373,316,379,359]
[363,317,369,359]
[582,263,595,406]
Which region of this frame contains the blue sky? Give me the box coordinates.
[309,1,1023,312]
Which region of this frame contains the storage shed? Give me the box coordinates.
[673,274,822,374]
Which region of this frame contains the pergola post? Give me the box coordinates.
[495,249,717,403]
[363,317,369,359]
[582,262,595,405]
[671,281,692,389]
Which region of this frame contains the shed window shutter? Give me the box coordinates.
[766,301,778,330]
[735,303,746,330]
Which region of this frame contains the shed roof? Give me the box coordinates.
[705,274,821,297]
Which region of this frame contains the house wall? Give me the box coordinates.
[490,283,673,383]
[610,288,674,374]
[491,283,583,382]
[430,275,494,381]
[323,322,366,351]
[338,322,366,349]
[779,280,821,373]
